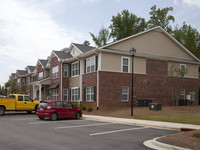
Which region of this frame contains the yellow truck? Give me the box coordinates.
[0,94,40,116]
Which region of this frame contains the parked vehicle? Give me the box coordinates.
[36,100,82,121]
[0,94,40,116]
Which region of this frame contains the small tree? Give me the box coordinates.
[168,64,188,105]
[83,40,90,46]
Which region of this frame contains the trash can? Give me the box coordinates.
[149,103,162,111]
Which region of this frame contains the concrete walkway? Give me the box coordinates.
[83,114,200,150]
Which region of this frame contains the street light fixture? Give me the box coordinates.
[129,47,136,116]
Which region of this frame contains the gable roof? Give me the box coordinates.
[54,51,73,60]
[16,70,27,76]
[39,59,48,67]
[72,43,95,53]
[26,66,35,73]
[101,26,200,62]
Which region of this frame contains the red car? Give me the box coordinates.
[36,100,82,121]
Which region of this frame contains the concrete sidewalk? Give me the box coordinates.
[83,114,200,150]
[83,114,200,131]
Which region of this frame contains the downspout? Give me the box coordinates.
[96,51,101,110]
[61,61,63,100]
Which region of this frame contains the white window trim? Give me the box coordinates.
[86,86,95,102]
[52,89,58,100]
[122,86,129,102]
[86,56,96,74]
[52,65,59,79]
[64,64,68,77]
[63,88,68,101]
[38,72,43,80]
[180,88,185,99]
[180,64,186,77]
[71,61,80,77]
[71,87,79,101]
[121,57,130,73]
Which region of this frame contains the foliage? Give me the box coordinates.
[90,26,110,47]
[87,107,93,112]
[168,64,188,105]
[83,40,90,46]
[192,131,200,138]
[173,22,200,59]
[148,5,175,33]
[109,9,147,41]
[79,103,86,110]
[73,103,78,107]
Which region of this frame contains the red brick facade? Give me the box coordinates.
[97,59,199,109]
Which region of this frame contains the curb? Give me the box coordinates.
[143,136,191,150]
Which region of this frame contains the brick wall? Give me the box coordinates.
[98,59,199,108]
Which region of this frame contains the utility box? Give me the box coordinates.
[149,103,162,111]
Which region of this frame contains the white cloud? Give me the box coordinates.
[0,0,86,84]
[174,0,200,8]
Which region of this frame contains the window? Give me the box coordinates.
[71,61,79,76]
[122,57,130,73]
[86,86,95,101]
[52,66,59,79]
[63,89,68,100]
[86,56,96,74]
[71,87,79,101]
[180,64,186,77]
[52,89,58,100]
[18,96,23,101]
[25,96,33,101]
[63,102,73,108]
[122,86,129,101]
[180,88,185,99]
[31,76,34,83]
[26,76,30,84]
[64,64,68,77]
[38,72,43,80]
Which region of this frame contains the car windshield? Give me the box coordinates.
[38,102,49,108]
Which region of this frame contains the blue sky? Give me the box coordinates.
[0,0,200,86]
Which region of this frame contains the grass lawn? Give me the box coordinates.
[84,106,200,125]
[135,112,200,125]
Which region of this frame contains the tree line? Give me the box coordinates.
[88,5,200,60]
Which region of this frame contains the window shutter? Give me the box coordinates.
[94,86,96,101]
[79,61,80,75]
[69,89,71,101]
[96,55,98,71]
[78,87,80,100]
[85,59,86,74]
[84,87,86,101]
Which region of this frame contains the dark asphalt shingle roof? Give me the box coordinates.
[16,70,27,76]
[11,73,16,78]
[39,59,48,67]
[73,43,95,53]
[27,66,35,72]
[54,51,73,59]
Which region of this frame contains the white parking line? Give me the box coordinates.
[90,127,148,136]
[29,119,87,125]
[11,118,37,121]
[55,122,115,129]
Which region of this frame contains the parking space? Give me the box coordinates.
[0,113,179,150]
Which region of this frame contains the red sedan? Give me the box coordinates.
[36,100,82,121]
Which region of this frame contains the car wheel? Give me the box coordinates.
[0,107,5,116]
[39,116,45,120]
[75,112,81,119]
[26,111,32,114]
[50,113,57,121]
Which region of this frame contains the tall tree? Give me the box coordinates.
[109,9,147,41]
[173,22,200,59]
[148,5,175,33]
[90,26,110,47]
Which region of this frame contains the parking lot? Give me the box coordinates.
[0,112,178,150]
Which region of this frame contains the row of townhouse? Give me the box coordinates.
[9,26,200,109]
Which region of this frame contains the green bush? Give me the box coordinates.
[79,103,83,108]
[80,104,86,110]
[87,107,93,112]
[73,103,77,107]
[192,131,200,138]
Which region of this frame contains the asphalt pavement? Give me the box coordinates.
[0,113,180,150]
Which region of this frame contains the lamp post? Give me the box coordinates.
[129,47,136,116]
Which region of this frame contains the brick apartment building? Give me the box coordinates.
[10,26,200,109]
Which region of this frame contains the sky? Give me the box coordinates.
[0,0,200,86]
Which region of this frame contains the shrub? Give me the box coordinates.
[80,104,86,110]
[192,131,200,138]
[87,107,93,112]
[73,103,77,107]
